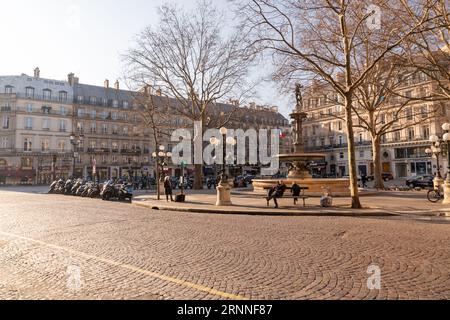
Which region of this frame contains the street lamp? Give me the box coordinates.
[428,123,450,204]
[426,136,443,181]
[69,133,84,178]
[152,145,172,200]
[210,127,237,206]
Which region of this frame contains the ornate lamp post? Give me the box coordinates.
[152,145,172,200]
[429,123,450,204]
[210,127,237,206]
[426,135,443,189]
[69,133,84,178]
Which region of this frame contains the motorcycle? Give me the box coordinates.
[63,179,74,195]
[207,177,218,189]
[117,183,133,203]
[87,183,101,198]
[49,178,65,194]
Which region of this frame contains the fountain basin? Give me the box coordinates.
[252,178,351,197]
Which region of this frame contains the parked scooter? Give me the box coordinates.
[49,178,65,194]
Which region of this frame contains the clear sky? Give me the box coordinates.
[0,0,292,117]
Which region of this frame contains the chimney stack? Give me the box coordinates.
[104,79,109,89]
[34,67,40,78]
[156,88,162,96]
[114,80,119,90]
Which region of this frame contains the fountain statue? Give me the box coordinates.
[252,84,351,196]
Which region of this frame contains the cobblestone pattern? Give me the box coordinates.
[0,190,449,300]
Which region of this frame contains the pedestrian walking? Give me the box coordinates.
[361,174,368,188]
[164,176,174,202]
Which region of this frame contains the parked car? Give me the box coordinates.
[405,175,434,189]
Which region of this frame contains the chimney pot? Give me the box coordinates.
[34,67,40,78]
[104,79,109,88]
[114,80,119,90]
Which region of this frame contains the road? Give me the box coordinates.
[0,187,449,300]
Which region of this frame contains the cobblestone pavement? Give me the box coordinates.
[0,188,449,300]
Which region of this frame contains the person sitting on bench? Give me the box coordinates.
[291,183,301,205]
[267,181,287,208]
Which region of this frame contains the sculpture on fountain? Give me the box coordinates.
[252,83,351,196]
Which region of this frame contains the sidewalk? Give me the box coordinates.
[133,189,450,217]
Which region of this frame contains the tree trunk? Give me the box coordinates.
[193,112,206,190]
[372,135,384,190]
[345,94,362,209]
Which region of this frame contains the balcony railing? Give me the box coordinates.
[16,93,71,104]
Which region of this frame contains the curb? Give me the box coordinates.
[133,201,397,217]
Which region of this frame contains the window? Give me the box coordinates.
[59,91,67,102]
[41,139,49,152]
[338,121,342,131]
[26,87,35,98]
[422,126,430,139]
[113,100,118,108]
[25,117,33,129]
[27,104,33,113]
[122,143,128,151]
[112,112,118,120]
[58,106,66,116]
[90,141,96,150]
[101,111,108,119]
[91,122,96,133]
[77,96,84,103]
[43,89,52,100]
[76,122,83,133]
[91,110,97,119]
[112,125,118,134]
[394,131,401,142]
[380,114,386,124]
[407,128,415,140]
[21,157,32,168]
[1,137,8,149]
[339,152,344,159]
[59,120,67,132]
[90,96,97,105]
[338,135,343,146]
[359,150,364,158]
[102,124,108,134]
[112,155,118,163]
[77,109,85,117]
[42,119,50,130]
[2,116,10,129]
[112,142,119,151]
[359,133,363,144]
[123,101,129,109]
[102,98,108,106]
[420,105,428,118]
[123,126,128,135]
[123,113,128,121]
[58,140,66,152]
[4,85,13,94]
[405,108,413,121]
[23,138,32,152]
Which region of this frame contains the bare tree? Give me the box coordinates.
[123,1,253,189]
[235,0,434,208]
[352,62,440,189]
[402,0,450,100]
[130,85,172,200]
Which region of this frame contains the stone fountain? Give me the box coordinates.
[252,84,351,197]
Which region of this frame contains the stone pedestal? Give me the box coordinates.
[216,182,232,206]
[443,181,450,205]
[433,177,444,190]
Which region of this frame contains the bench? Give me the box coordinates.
[263,187,309,207]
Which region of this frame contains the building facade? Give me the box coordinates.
[0,69,74,184]
[302,74,450,179]
[0,69,290,184]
